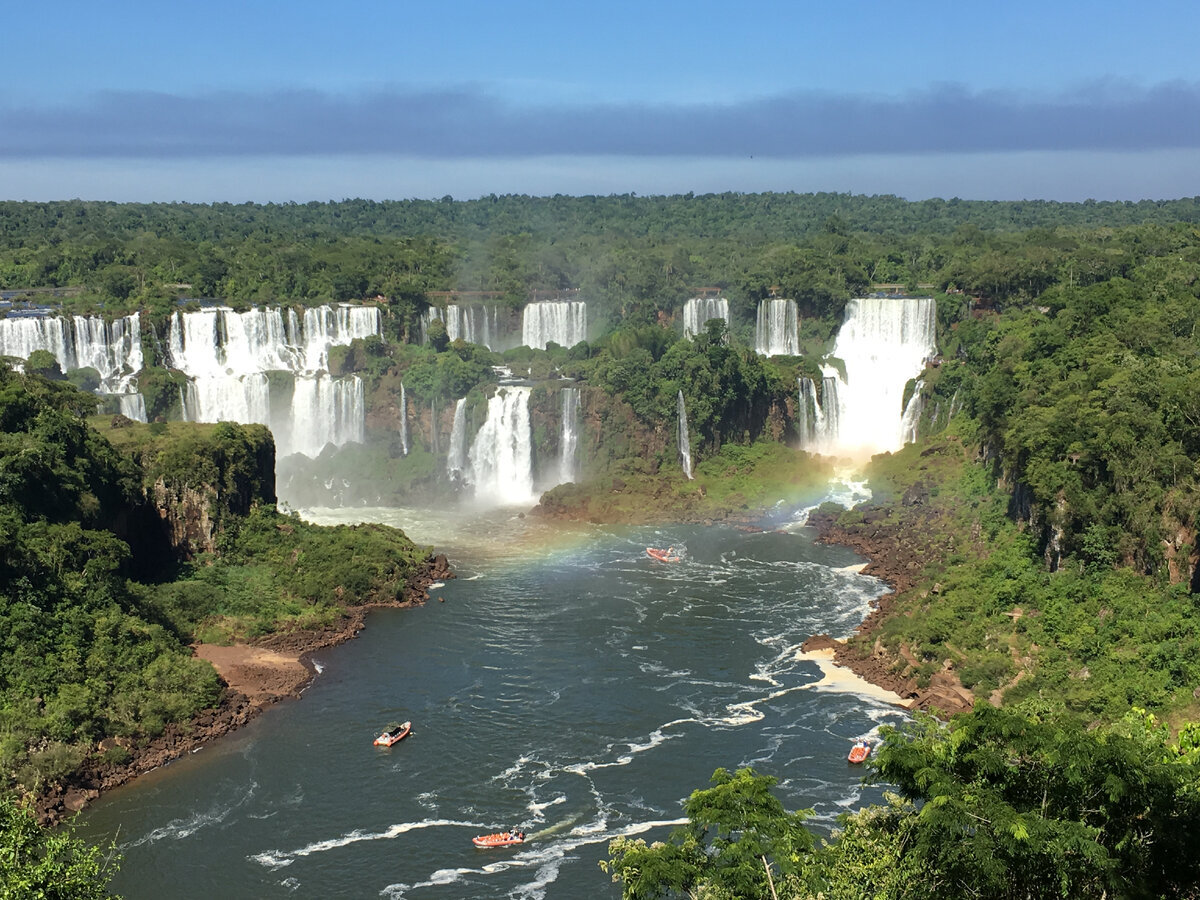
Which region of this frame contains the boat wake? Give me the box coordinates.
[250,818,483,870]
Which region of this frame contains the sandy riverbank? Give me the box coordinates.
[34,553,454,825]
[797,646,912,707]
[806,507,975,717]
[193,643,314,706]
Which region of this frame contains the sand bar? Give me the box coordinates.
[797,647,911,707]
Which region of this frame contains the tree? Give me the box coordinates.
[426,315,449,353]
[0,796,121,899]
[23,349,64,382]
[866,703,1200,899]
[602,767,813,900]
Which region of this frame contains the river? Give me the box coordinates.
[80,484,910,899]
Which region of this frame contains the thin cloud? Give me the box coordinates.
[2,81,1199,159]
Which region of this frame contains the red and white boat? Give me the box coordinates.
[473,830,526,848]
[373,721,411,746]
[847,739,871,764]
[646,547,681,562]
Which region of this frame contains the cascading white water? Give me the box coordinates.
[299,305,380,371]
[170,304,381,458]
[0,312,145,404]
[183,374,271,428]
[117,393,148,422]
[168,304,379,376]
[820,371,841,445]
[284,375,365,458]
[677,390,694,480]
[521,301,587,350]
[797,376,824,448]
[683,298,730,339]
[421,304,513,351]
[820,297,937,456]
[399,383,409,456]
[468,387,534,505]
[899,380,925,444]
[559,387,579,484]
[447,398,468,483]
[755,298,800,356]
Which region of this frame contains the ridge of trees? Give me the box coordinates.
[605,705,1200,899]
[0,366,427,807]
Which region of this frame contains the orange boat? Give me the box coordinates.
[373,721,411,746]
[473,829,526,848]
[847,740,871,764]
[646,547,681,562]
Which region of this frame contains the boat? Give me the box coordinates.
[373,721,412,746]
[472,829,526,848]
[646,547,681,562]
[847,739,871,763]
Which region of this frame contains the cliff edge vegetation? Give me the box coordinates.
[0,365,438,821]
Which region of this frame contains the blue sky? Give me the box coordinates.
[3,0,1198,202]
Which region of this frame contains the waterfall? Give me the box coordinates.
[820,297,937,456]
[169,303,381,458]
[820,372,841,445]
[677,390,694,480]
[468,387,534,505]
[797,377,821,447]
[399,382,409,456]
[421,304,515,351]
[899,380,925,444]
[521,301,587,350]
[447,398,468,482]
[683,297,730,339]
[117,393,148,422]
[183,374,271,428]
[285,375,364,458]
[755,298,800,356]
[0,311,144,397]
[559,387,579,483]
[168,304,379,376]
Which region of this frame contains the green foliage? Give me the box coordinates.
[151,506,429,641]
[603,767,813,900]
[0,368,425,806]
[24,349,64,381]
[864,703,1200,899]
[0,796,121,899]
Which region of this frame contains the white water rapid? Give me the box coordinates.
[683,297,730,338]
[468,387,535,505]
[755,298,800,356]
[521,301,587,350]
[677,390,694,480]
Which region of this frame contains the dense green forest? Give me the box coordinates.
[4,194,1200,332]
[0,367,429,802]
[603,706,1200,899]
[6,193,1200,895]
